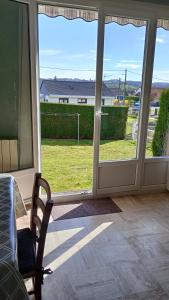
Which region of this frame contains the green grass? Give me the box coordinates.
[42,137,152,193]
[42,139,93,193]
[41,113,153,192]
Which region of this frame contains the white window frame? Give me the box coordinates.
[77,98,87,104]
[59,97,69,103]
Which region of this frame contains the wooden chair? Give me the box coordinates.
[17,173,53,300]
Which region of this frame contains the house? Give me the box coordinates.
[2,0,169,299]
[150,87,165,101]
[135,86,167,102]
[40,79,115,105]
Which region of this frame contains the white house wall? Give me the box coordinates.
[43,95,114,105]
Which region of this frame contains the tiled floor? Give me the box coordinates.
[17,192,169,300]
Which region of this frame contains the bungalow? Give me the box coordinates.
[40,79,115,105]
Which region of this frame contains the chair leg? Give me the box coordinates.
[34,275,42,300]
[32,276,35,290]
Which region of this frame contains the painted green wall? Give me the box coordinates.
[0,0,19,139]
[134,0,169,5]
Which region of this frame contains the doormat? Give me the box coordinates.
[51,197,122,221]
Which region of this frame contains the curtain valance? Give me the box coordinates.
[38,5,169,30]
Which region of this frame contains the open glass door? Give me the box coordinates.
[38,5,98,196]
[97,14,147,193]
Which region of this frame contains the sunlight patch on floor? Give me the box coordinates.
[46,222,113,273]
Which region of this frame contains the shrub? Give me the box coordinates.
[125,96,140,104]
[41,103,128,140]
[152,89,169,156]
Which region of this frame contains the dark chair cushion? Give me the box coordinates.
[17,228,36,275]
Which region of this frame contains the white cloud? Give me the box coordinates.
[115,62,140,69]
[63,51,96,61]
[71,53,86,59]
[40,49,61,56]
[40,68,96,80]
[156,37,166,44]
[104,58,112,61]
[89,49,96,54]
[153,70,169,82]
[120,59,141,63]
[140,35,167,44]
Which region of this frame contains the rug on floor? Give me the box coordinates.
[51,197,122,221]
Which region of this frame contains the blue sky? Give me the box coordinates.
[38,14,169,82]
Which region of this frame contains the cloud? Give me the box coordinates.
[71,53,86,59]
[40,68,96,81]
[140,36,167,44]
[40,49,61,56]
[89,49,96,54]
[90,50,112,61]
[115,62,141,69]
[153,70,169,82]
[73,51,97,61]
[104,58,112,61]
[156,37,166,44]
[120,59,141,63]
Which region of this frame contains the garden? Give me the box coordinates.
[41,90,169,192]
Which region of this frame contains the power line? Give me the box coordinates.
[40,65,125,72]
[128,69,169,83]
[40,65,169,83]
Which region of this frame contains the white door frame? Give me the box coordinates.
[93,7,105,195]
[92,2,169,195]
[10,0,169,200]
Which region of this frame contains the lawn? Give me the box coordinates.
[41,137,152,193]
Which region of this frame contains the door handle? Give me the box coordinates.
[100,112,109,116]
[95,111,109,116]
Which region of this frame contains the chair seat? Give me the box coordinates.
[17,228,36,275]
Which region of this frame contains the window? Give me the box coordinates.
[59,98,69,103]
[77,98,87,104]
[100,16,146,161]
[146,20,169,158]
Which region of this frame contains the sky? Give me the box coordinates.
[38,13,169,83]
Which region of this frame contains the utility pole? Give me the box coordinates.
[124,69,127,100]
[118,77,121,100]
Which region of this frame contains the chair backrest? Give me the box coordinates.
[30,173,53,269]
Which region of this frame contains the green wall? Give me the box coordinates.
[0,0,19,139]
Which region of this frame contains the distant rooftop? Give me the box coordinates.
[40,79,115,97]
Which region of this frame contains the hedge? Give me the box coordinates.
[41,103,128,140]
[152,89,169,156]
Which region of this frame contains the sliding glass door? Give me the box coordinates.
[37,3,169,197]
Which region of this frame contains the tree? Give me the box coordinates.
[152,89,169,156]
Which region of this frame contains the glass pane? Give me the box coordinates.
[38,5,98,193]
[146,21,169,157]
[99,16,147,161]
[0,0,33,172]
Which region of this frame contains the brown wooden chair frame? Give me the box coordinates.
[17,173,53,300]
